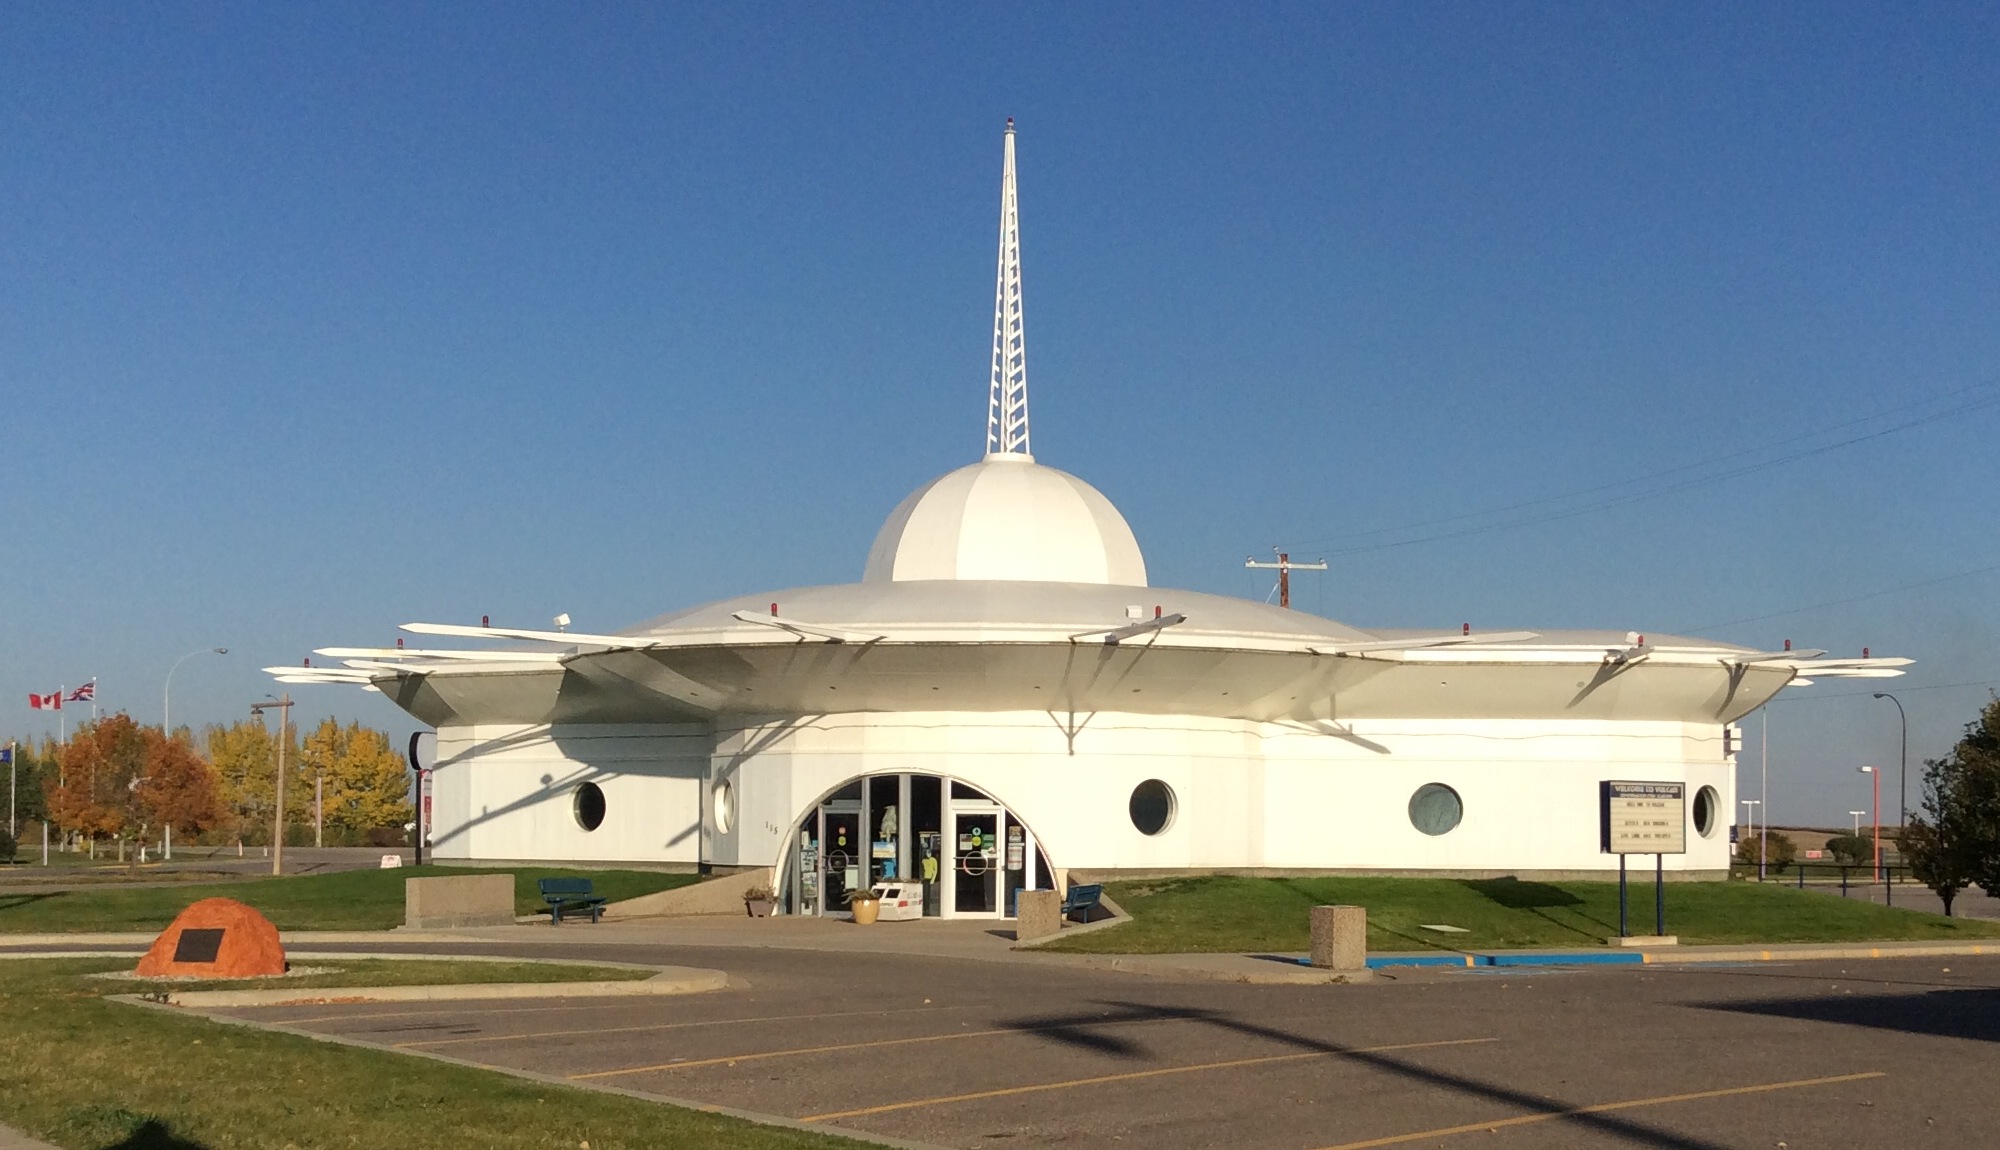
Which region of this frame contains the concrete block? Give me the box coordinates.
[1310,904,1367,970]
[1015,889,1062,941]
[405,874,515,929]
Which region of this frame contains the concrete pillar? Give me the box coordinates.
[1310,904,1367,970]
[1015,889,1062,942]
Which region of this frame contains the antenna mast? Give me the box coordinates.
[986,118,1031,458]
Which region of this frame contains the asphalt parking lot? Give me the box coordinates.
[203,943,2000,1149]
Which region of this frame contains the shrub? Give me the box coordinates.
[1825,833,1875,866]
[1736,831,1798,873]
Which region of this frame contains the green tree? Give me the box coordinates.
[1902,697,2000,916]
[1824,833,1874,867]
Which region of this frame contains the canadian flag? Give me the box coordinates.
[28,692,61,711]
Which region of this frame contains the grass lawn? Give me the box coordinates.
[1042,875,2000,954]
[0,958,865,1150]
[0,866,704,933]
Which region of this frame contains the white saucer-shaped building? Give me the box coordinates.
[276,124,1906,917]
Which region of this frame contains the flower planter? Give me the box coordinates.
[849,897,881,925]
[745,898,774,918]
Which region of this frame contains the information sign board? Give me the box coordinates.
[1600,781,1686,855]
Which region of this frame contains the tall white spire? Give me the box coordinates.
[986,118,1031,459]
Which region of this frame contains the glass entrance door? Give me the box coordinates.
[949,809,1000,916]
[819,805,862,916]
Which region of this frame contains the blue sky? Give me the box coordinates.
[3,3,1995,827]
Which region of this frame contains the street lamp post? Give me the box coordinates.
[1849,810,1865,837]
[164,648,228,736]
[1859,766,1881,884]
[249,695,292,877]
[1740,799,1763,879]
[1872,693,1907,830]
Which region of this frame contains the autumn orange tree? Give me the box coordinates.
[137,727,220,836]
[51,714,148,845]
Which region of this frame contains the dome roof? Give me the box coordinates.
[864,454,1148,585]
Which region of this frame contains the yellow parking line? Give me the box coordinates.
[1310,1070,1886,1150]
[395,1004,968,1049]
[801,1037,1498,1123]
[569,1014,1187,1080]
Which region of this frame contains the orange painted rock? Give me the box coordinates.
[135,897,286,978]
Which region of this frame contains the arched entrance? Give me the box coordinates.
[781,773,1053,919]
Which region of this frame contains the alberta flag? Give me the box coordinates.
[27,692,61,710]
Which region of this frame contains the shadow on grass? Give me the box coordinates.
[1695,986,2000,1045]
[0,892,62,913]
[94,1119,212,1149]
[1461,877,1615,941]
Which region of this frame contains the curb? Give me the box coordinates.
[137,965,732,1007]
[1363,939,2000,970]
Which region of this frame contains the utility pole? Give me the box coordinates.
[5,740,15,841]
[315,771,323,849]
[1245,550,1327,609]
[250,695,293,877]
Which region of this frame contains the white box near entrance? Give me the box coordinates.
[871,883,923,922]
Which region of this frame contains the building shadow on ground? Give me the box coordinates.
[94,1120,212,1149]
[1461,876,1616,940]
[990,999,1737,1149]
[1695,986,2000,1044]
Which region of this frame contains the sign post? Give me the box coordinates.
[1601,781,1686,943]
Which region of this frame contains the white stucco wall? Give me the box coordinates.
[701,711,1736,876]
[431,712,1737,876]
[429,724,708,864]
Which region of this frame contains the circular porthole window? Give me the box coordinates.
[1408,783,1463,836]
[573,781,606,832]
[1129,779,1176,836]
[1693,785,1719,838]
[712,781,736,834]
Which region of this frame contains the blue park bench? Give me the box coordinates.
[538,877,608,925]
[1061,882,1104,923]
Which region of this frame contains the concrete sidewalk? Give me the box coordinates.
[0,1123,57,1150]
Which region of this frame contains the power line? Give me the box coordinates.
[1678,562,2000,633]
[1770,679,2000,704]
[1282,376,2000,557]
